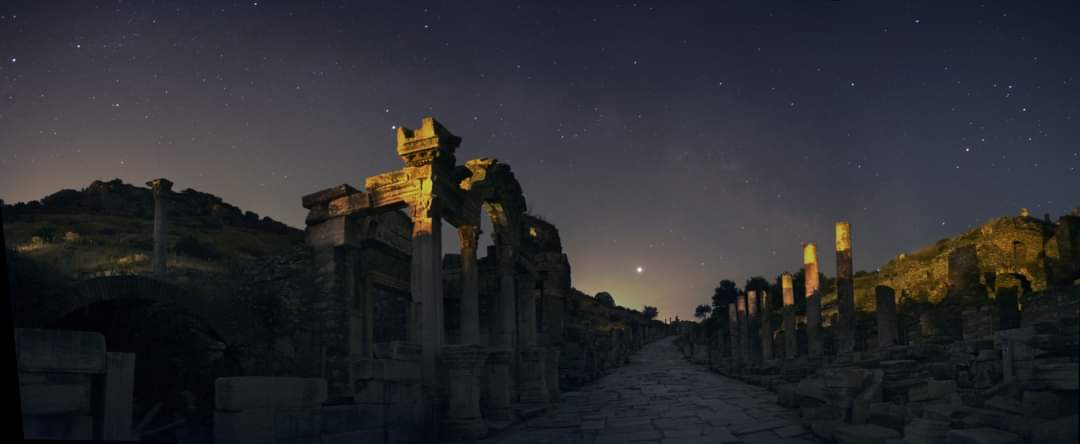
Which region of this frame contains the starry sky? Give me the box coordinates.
[2,1,1078,320]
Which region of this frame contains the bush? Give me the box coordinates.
[174,235,221,260]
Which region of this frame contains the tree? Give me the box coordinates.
[745,276,770,295]
[712,280,739,310]
[642,306,659,320]
[694,304,712,319]
[595,292,615,308]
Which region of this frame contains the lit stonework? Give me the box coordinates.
[781,273,797,359]
[803,242,823,358]
[835,221,855,355]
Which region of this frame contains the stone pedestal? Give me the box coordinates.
[439,344,489,441]
[782,273,797,360]
[545,348,560,402]
[875,286,899,349]
[804,243,823,358]
[518,347,549,405]
[835,221,855,355]
[482,349,513,421]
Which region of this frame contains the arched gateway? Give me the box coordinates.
[300,117,572,439]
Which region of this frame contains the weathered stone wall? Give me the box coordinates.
[852,214,1072,309]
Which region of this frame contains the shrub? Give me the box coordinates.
[174,235,221,260]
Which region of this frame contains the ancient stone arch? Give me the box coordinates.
[300,118,572,437]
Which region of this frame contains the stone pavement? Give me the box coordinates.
[492,337,818,443]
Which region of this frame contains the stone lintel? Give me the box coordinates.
[16,329,107,374]
[302,184,361,209]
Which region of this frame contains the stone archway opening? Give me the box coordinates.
[48,298,241,442]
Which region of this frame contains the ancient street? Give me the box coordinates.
[493,337,815,444]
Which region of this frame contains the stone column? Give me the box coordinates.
[492,239,517,350]
[147,178,173,279]
[804,243,823,358]
[727,303,739,362]
[747,290,759,363]
[482,350,513,421]
[759,290,772,361]
[875,285,899,350]
[458,225,481,345]
[737,295,749,365]
[410,196,444,390]
[782,273,797,359]
[518,276,538,348]
[439,344,489,441]
[545,347,560,402]
[518,346,549,405]
[835,221,856,355]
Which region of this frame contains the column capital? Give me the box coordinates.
[408,195,440,236]
[146,178,173,196]
[457,225,481,251]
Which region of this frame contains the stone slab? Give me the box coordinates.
[16,328,106,373]
[215,377,328,411]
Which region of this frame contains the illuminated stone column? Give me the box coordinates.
[440,344,489,441]
[835,221,856,355]
[737,294,749,364]
[147,178,173,279]
[804,243,823,358]
[759,290,773,361]
[748,290,759,363]
[458,225,481,345]
[875,285,899,350]
[410,196,444,390]
[782,273,797,359]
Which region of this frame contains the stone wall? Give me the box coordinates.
[16,328,135,441]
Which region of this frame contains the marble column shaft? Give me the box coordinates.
[737,295,749,364]
[147,178,173,279]
[492,240,517,349]
[410,197,444,390]
[782,273,797,359]
[458,226,481,345]
[759,290,772,361]
[875,285,899,350]
[835,221,856,354]
[804,243,823,358]
[727,303,739,361]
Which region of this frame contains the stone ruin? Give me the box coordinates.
[11,117,671,443]
[679,216,1080,444]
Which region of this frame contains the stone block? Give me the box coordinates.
[104,352,136,441]
[373,341,421,362]
[19,374,93,415]
[909,380,956,402]
[1024,363,1078,391]
[321,428,384,444]
[903,418,950,444]
[1030,414,1079,444]
[945,428,1020,444]
[214,408,321,443]
[23,414,93,440]
[868,402,907,433]
[833,424,900,444]
[354,379,388,404]
[321,403,385,434]
[215,377,328,411]
[16,328,107,373]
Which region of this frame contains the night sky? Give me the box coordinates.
[2,1,1078,320]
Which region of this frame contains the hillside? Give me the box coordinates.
[2,179,304,284]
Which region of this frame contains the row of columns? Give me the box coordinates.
[722,221,902,366]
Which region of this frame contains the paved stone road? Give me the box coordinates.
[493,337,817,443]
